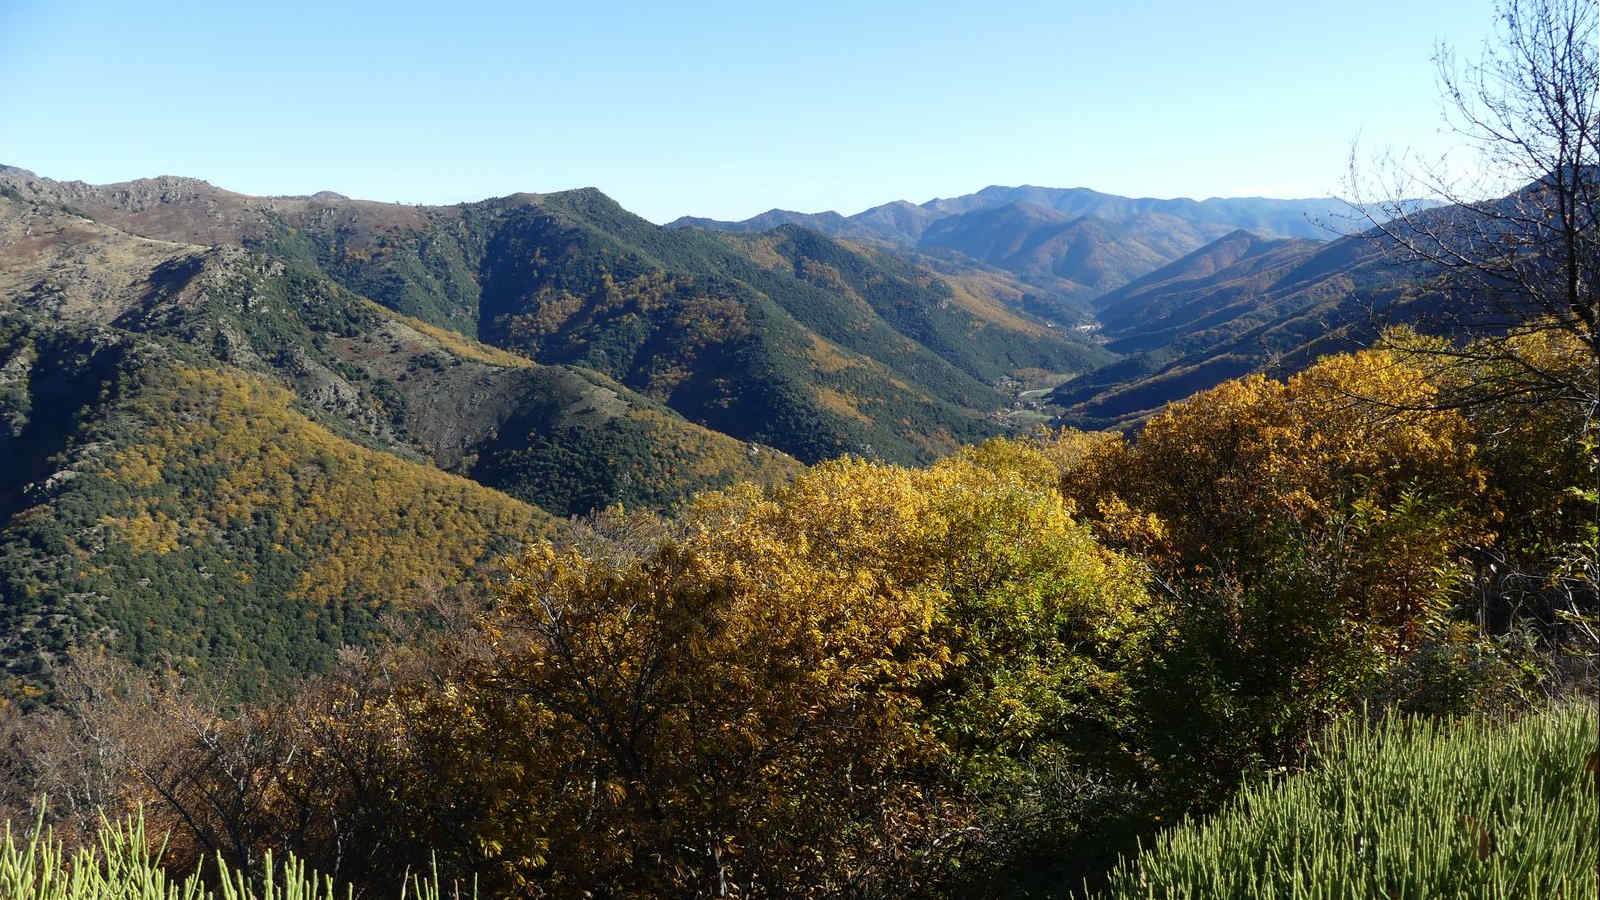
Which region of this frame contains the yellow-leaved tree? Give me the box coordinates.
[412,448,1150,897]
[1055,348,1494,805]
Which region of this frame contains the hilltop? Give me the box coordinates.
[1,167,1111,464]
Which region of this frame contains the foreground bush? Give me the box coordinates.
[1098,702,1599,899]
[0,809,464,899]
[423,449,1153,896]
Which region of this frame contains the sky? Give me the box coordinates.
[2,0,1498,224]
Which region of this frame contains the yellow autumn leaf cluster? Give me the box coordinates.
[406,448,1149,896]
[98,367,550,607]
[1060,348,1490,655]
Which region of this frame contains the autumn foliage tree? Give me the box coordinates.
[404,450,1150,897]
[1349,0,1600,673]
[1054,348,1501,802]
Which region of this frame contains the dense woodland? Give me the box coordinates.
[2,328,1594,897]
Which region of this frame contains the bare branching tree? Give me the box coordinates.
[1351,0,1597,391]
[1348,0,1600,676]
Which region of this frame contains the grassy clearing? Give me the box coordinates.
[368,301,532,368]
[1098,702,1599,899]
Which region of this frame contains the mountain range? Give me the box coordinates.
[0,166,1124,699]
[670,186,1381,314]
[0,164,1457,702]
[1047,222,1455,427]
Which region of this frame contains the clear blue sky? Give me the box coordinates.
[2,0,1496,223]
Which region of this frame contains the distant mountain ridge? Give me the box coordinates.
[668,185,1391,310]
[1047,223,1453,428]
[669,185,1362,245]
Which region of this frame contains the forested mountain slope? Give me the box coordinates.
[0,192,797,513]
[915,202,1242,302]
[0,323,553,702]
[1049,227,1449,428]
[0,165,1462,702]
[0,188,798,701]
[1092,229,1324,349]
[1,167,1107,465]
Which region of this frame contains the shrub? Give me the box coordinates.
[1097,702,1599,899]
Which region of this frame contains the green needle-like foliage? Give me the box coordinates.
[0,809,468,900]
[1099,703,1599,899]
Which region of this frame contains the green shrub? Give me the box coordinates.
[1098,702,1599,899]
